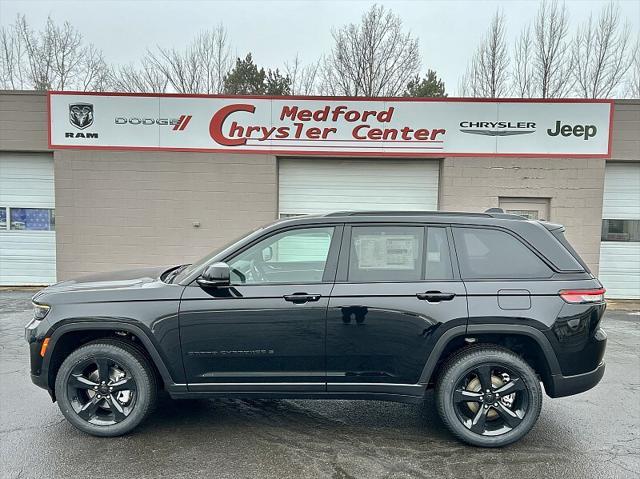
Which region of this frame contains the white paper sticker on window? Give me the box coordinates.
[355,235,417,270]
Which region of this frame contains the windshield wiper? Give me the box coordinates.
[164,264,190,284]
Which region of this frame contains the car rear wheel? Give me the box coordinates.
[435,345,542,447]
[54,339,157,437]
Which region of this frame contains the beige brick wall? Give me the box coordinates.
[0,91,48,151]
[54,150,277,279]
[610,100,640,161]
[439,156,605,273]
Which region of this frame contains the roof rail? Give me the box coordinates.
[324,211,491,218]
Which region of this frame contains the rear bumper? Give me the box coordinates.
[546,361,605,398]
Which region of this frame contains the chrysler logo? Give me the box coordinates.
[459,121,536,136]
[69,103,94,130]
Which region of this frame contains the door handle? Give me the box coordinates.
[416,291,456,302]
[283,293,322,304]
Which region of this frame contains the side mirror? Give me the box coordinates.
[262,246,273,262]
[197,262,230,288]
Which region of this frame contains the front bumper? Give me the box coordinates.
[546,361,605,398]
[25,316,51,394]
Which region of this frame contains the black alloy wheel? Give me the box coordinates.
[55,340,157,437]
[436,346,542,447]
[452,363,528,436]
[66,357,137,425]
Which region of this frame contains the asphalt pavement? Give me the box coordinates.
[1,289,638,479]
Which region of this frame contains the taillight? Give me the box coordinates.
[559,288,606,304]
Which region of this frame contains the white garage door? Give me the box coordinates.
[279,158,440,216]
[0,153,56,285]
[599,162,640,299]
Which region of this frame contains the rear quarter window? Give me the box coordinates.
[453,227,553,279]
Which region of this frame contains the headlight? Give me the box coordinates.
[32,302,50,321]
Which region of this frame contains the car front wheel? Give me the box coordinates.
[435,345,542,447]
[54,339,157,437]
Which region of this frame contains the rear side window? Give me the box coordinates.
[453,227,552,279]
[425,227,454,280]
[348,226,424,281]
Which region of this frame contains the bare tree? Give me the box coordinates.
[0,21,27,89]
[513,25,535,97]
[458,63,477,97]
[572,2,633,98]
[15,14,56,90]
[145,25,232,94]
[531,0,574,97]
[0,14,109,91]
[511,1,574,97]
[198,25,233,94]
[625,38,640,98]
[320,4,420,96]
[79,44,110,91]
[285,54,319,95]
[50,18,84,89]
[110,57,168,93]
[460,11,510,97]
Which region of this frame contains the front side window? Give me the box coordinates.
[228,227,334,284]
[9,208,55,231]
[453,227,552,279]
[348,226,424,282]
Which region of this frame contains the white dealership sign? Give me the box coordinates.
[49,92,614,158]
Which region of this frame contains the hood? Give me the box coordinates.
[33,266,170,300]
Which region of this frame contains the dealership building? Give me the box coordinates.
[0,90,638,298]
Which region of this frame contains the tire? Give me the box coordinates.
[54,339,157,437]
[435,345,542,448]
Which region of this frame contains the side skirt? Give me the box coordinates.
[168,391,425,405]
[174,382,427,404]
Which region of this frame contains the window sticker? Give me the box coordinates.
[355,235,417,270]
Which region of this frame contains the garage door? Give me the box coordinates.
[599,162,640,299]
[0,153,56,285]
[279,158,440,216]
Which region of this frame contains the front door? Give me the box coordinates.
[326,224,468,392]
[179,225,341,392]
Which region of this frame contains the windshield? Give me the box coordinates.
[172,225,267,283]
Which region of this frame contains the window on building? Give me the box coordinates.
[348,226,424,282]
[505,209,539,220]
[228,227,334,284]
[601,219,640,242]
[9,208,55,231]
[499,197,550,222]
[0,207,6,229]
[453,227,552,279]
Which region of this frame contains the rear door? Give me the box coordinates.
[325,223,468,392]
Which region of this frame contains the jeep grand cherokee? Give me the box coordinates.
[25,211,606,447]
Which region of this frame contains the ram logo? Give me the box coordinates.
[69,103,94,130]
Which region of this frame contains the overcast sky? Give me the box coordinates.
[1,0,639,94]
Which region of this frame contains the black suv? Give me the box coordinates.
[25,211,606,447]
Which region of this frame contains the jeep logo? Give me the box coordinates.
[547,121,597,140]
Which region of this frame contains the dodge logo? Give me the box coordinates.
[69,103,94,130]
